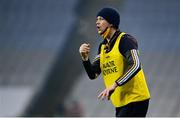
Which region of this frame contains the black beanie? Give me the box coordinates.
[97,7,120,29]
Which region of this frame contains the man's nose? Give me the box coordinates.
[96,20,99,25]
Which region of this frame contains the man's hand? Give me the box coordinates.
[98,83,118,100]
[79,43,90,61]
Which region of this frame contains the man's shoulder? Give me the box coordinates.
[99,39,107,48]
[121,32,132,38]
[121,33,138,45]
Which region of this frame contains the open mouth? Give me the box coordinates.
[96,26,100,29]
[96,26,101,32]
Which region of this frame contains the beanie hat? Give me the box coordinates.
[97,7,120,29]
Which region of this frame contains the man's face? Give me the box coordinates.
[96,16,110,34]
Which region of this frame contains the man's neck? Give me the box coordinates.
[106,28,116,42]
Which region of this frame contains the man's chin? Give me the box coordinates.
[98,30,102,34]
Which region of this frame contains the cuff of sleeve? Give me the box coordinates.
[82,59,91,66]
[115,80,120,86]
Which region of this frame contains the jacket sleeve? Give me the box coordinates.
[82,42,102,80]
[116,34,141,86]
[82,55,101,80]
[115,49,141,86]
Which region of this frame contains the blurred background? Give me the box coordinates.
[0,0,180,117]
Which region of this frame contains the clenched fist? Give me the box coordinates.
[79,43,90,61]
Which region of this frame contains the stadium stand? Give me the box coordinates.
[0,0,79,116]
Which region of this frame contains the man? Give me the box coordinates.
[79,7,150,117]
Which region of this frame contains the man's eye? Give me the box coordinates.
[96,17,104,21]
[99,17,104,20]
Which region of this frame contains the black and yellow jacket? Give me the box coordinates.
[82,30,150,107]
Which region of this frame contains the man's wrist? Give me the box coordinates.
[114,82,118,88]
[115,81,119,87]
[82,56,89,61]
